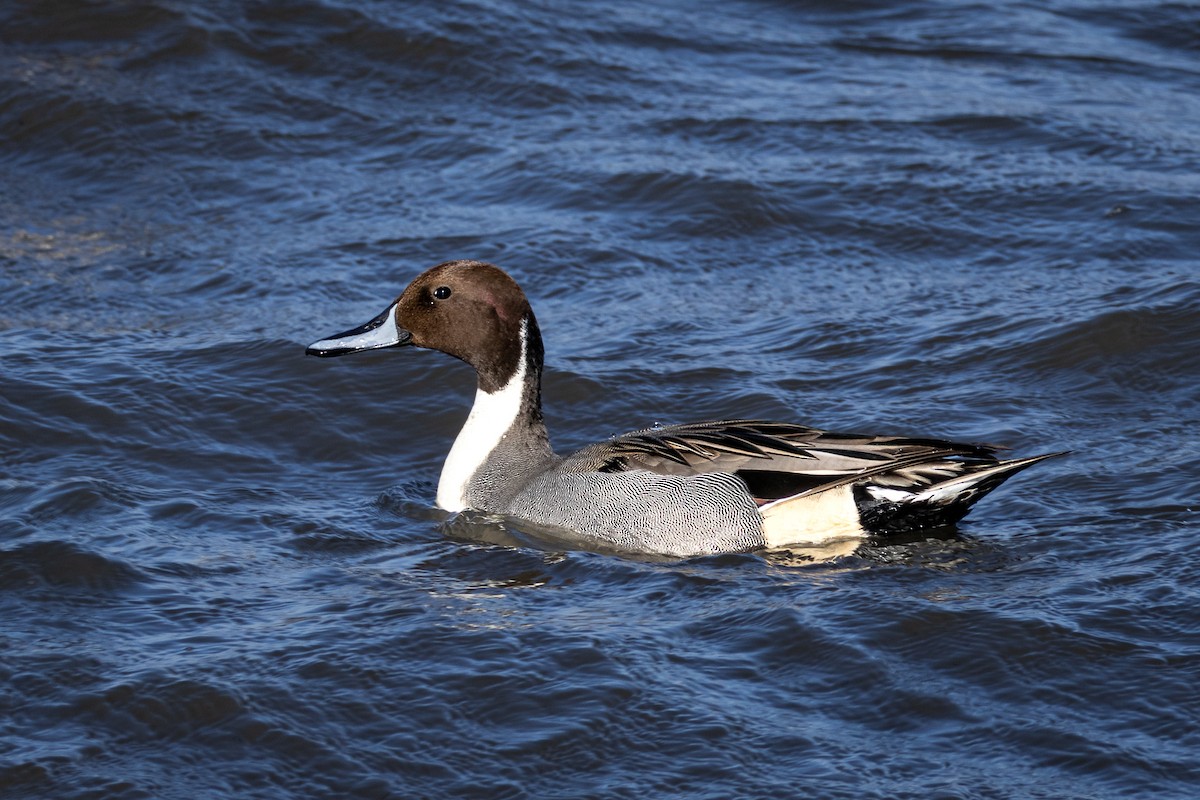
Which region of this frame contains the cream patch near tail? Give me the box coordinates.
[759,483,866,548]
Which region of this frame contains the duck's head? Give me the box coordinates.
[306,260,537,392]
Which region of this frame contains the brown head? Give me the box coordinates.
[306,260,542,393]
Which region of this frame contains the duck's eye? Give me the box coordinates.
[433,286,452,300]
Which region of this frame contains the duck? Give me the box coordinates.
[306,260,1063,557]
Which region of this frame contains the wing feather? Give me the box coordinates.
[566,419,999,499]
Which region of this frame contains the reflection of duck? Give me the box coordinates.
[307,260,1063,558]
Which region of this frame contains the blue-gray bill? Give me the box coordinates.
[305,303,412,357]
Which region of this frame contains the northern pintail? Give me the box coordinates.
[307,260,1062,557]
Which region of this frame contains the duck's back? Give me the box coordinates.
[501,419,1061,556]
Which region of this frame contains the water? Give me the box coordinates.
[2,1,1198,797]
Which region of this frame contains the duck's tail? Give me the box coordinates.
[856,451,1068,534]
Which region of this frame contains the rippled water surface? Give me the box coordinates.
[3,1,1199,797]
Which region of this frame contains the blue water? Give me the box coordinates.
[2,1,1198,797]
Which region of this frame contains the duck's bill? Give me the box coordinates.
[305,304,412,357]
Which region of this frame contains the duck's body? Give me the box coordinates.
[307,260,1061,557]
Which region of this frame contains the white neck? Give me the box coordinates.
[436,323,528,512]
